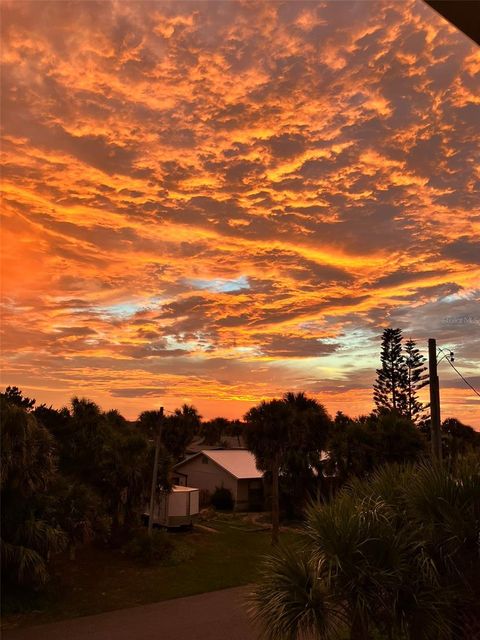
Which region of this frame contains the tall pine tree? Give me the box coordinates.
[373,328,408,415]
[404,338,429,424]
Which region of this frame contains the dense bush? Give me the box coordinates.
[210,486,234,511]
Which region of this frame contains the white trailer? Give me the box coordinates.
[144,485,200,528]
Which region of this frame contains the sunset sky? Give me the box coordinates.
[1,0,479,426]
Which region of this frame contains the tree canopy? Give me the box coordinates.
[325,410,426,483]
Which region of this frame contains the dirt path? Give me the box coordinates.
[2,586,256,640]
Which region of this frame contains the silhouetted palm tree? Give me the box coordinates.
[244,399,294,544]
[282,392,332,513]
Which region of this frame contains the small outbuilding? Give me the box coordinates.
[144,485,200,528]
[172,449,264,511]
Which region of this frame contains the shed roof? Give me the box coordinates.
[171,484,198,493]
[174,449,263,480]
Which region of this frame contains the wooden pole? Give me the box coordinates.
[428,340,442,461]
[148,406,164,536]
[271,451,280,546]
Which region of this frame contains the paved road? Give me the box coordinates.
[2,586,256,640]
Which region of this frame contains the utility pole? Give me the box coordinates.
[428,339,442,461]
[148,406,164,536]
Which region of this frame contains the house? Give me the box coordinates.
[172,449,264,511]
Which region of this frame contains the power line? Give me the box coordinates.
[438,347,480,398]
[445,359,480,398]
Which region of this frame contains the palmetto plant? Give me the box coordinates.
[251,545,345,640]
[248,458,480,640]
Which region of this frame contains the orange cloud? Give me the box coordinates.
[1,0,479,426]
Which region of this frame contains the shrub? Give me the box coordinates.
[164,541,196,566]
[123,529,175,565]
[211,486,234,511]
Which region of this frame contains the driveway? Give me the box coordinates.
[2,586,257,640]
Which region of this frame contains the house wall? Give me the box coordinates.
[236,478,264,511]
[236,479,250,510]
[175,454,239,504]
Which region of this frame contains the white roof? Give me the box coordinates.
[204,450,262,479]
[175,449,263,479]
[171,484,198,493]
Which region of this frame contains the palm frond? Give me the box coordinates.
[1,540,49,586]
[247,545,345,640]
[15,519,67,556]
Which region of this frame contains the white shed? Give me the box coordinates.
[144,485,199,528]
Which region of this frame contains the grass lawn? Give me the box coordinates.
[2,517,302,630]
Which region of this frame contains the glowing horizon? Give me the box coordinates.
[1,0,479,426]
